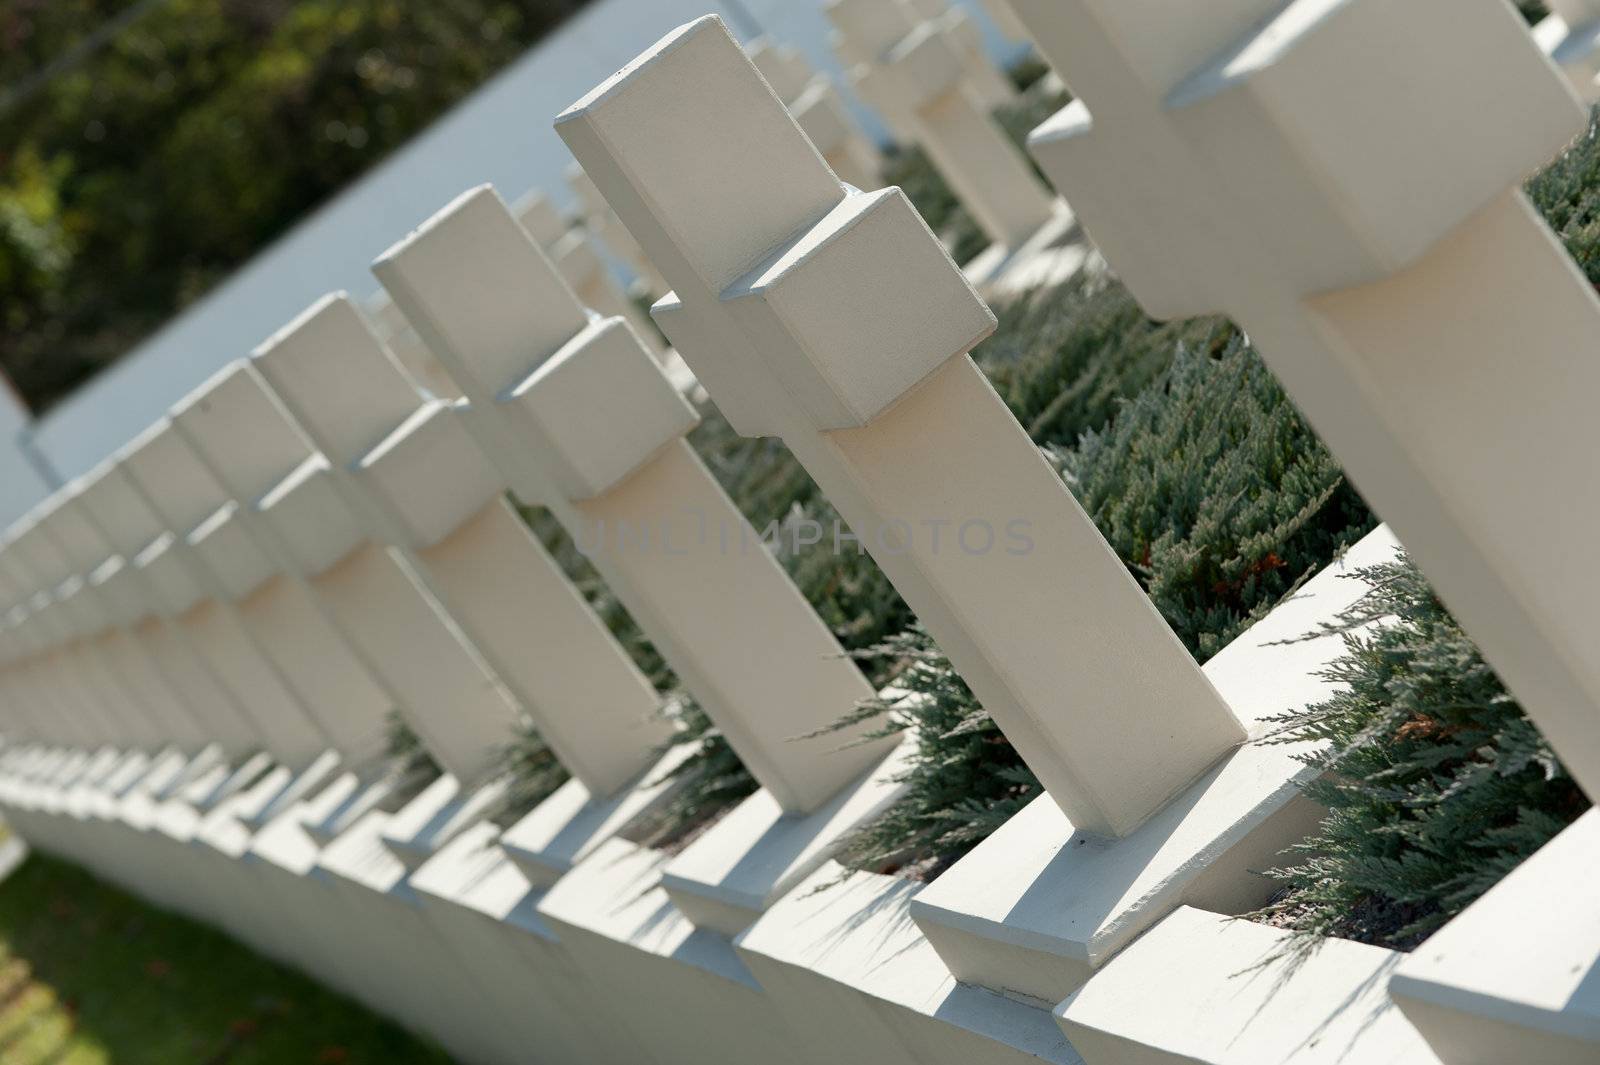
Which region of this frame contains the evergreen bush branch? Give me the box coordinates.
[1253,558,1590,952]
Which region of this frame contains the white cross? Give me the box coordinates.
[0,548,147,750]
[161,364,515,789]
[73,458,338,769]
[901,0,1021,109]
[1537,0,1600,101]
[119,414,399,777]
[747,38,886,192]
[374,183,892,816]
[512,190,667,357]
[4,505,216,757]
[1012,0,1600,799]
[557,16,1244,838]
[246,300,673,801]
[828,0,1054,251]
[109,450,385,772]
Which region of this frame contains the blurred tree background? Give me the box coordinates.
[0,0,592,412]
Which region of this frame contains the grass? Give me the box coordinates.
[0,853,454,1065]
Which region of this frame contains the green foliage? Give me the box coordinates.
[378,709,446,810]
[488,719,570,827]
[0,852,453,1062]
[1,0,591,411]
[979,272,1216,446]
[1518,1,1551,23]
[1060,337,1377,660]
[1257,558,1590,950]
[819,631,1040,881]
[1,2,153,88]
[1527,105,1600,285]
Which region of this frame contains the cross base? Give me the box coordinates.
[537,836,798,1065]
[659,735,913,937]
[410,821,654,1062]
[911,527,1401,1006]
[737,863,1082,1064]
[1391,809,1600,1064]
[499,743,694,890]
[1057,907,1437,1064]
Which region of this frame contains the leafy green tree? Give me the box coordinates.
[1,0,590,410]
[0,147,76,356]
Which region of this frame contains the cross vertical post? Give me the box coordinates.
[557,16,1244,839]
[374,183,889,816]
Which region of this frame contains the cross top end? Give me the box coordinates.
[746,37,816,103]
[826,0,917,59]
[565,14,991,436]
[1021,0,1585,316]
[167,360,313,509]
[373,184,589,401]
[512,189,568,250]
[40,491,108,579]
[250,293,422,470]
[72,460,162,562]
[557,14,844,296]
[120,417,231,539]
[379,186,698,505]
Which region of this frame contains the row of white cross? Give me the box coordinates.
[0,2,1595,1063]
